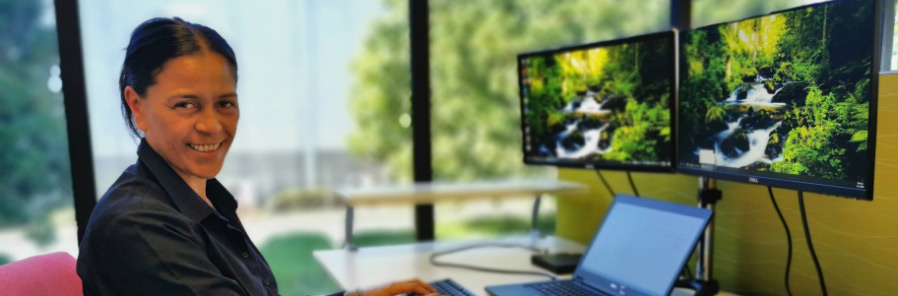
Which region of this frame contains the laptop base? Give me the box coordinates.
[485,280,559,296]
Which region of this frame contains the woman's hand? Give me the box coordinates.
[354,279,440,296]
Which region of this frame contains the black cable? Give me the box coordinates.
[769,187,793,296]
[682,258,694,280]
[429,243,557,281]
[626,171,640,197]
[594,170,615,197]
[798,191,827,296]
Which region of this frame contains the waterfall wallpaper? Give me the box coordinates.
[678,0,874,188]
[520,33,674,168]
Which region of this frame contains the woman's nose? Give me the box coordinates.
[195,108,223,135]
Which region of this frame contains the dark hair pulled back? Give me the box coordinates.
[120,17,238,137]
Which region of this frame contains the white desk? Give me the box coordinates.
[314,236,718,296]
[336,179,588,249]
[314,236,586,296]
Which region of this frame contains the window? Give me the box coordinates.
[0,0,76,264]
[883,0,898,71]
[78,1,410,295]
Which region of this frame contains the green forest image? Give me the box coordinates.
[679,0,873,184]
[522,37,672,165]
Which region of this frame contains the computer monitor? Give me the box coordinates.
[518,31,676,172]
[677,0,879,199]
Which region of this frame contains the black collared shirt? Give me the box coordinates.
[78,140,297,296]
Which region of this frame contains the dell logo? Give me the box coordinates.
[749,177,759,183]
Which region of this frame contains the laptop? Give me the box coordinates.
[486,194,712,296]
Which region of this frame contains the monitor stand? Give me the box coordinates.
[677,177,721,296]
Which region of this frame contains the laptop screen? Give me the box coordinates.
[576,195,712,296]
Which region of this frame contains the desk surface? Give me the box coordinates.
[335,179,587,206]
[314,236,585,295]
[314,235,737,296]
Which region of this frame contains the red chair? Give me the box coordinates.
[0,252,82,296]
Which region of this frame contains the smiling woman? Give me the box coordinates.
[76,17,438,296]
[124,49,239,206]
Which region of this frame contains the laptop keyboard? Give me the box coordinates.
[526,281,597,296]
[428,278,477,296]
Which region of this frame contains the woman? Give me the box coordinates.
[76,17,439,296]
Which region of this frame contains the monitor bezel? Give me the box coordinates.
[676,0,880,200]
[517,30,678,173]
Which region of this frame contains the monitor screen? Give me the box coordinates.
[576,195,712,296]
[518,31,676,172]
[677,0,878,199]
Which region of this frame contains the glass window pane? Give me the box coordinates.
[0,0,77,263]
[428,0,670,239]
[79,1,410,295]
[888,0,898,71]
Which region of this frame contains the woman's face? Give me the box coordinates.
[126,51,238,181]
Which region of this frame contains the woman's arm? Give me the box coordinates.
[345,279,439,296]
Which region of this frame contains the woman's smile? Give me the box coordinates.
[187,141,225,153]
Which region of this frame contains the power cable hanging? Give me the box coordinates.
[595,170,615,197]
[627,171,640,197]
[769,186,793,296]
[798,191,827,296]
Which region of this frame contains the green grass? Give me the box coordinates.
[438,212,557,239]
[353,229,416,247]
[0,253,10,266]
[258,233,340,296]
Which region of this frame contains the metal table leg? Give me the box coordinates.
[344,205,356,251]
[530,194,543,239]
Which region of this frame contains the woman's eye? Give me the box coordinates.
[219,101,236,108]
[174,102,196,109]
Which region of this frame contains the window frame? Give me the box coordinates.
[54,0,98,244]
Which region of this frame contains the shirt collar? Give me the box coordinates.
[137,139,238,222]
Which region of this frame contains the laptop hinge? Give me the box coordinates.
[574,277,612,296]
[573,277,589,288]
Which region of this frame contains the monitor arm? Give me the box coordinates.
[678,177,722,296]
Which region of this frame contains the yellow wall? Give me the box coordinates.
[556,73,898,296]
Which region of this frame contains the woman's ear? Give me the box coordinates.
[124,86,147,131]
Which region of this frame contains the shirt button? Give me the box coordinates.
[242,252,249,258]
[263,279,271,286]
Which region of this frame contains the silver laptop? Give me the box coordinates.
[486,195,712,296]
